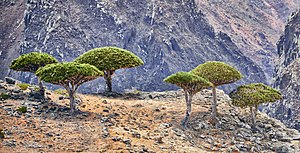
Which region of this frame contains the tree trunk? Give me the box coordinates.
[250,106,256,128]
[38,78,45,99]
[182,91,192,129]
[104,70,113,92]
[68,90,76,114]
[254,104,258,116]
[211,86,218,126]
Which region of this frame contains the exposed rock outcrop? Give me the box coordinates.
[264,10,300,130]
[2,0,294,92]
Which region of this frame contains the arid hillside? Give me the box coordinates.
[0,80,299,152]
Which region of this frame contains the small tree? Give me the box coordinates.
[10,52,58,98]
[36,62,103,113]
[164,72,213,128]
[75,47,144,92]
[191,61,243,125]
[229,83,282,128]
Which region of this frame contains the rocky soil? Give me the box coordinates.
[1,80,299,152]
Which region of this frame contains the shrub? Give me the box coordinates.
[75,46,144,92]
[17,83,30,90]
[0,128,4,139]
[10,52,58,98]
[36,62,103,113]
[229,83,282,127]
[191,61,243,125]
[164,72,212,128]
[16,106,27,113]
[0,93,10,100]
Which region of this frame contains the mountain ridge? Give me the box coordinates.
[2,0,299,92]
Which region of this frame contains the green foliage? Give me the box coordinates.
[10,52,58,73]
[229,83,282,108]
[16,106,27,113]
[0,128,4,139]
[164,72,212,95]
[36,62,103,86]
[0,93,10,100]
[191,61,243,86]
[74,46,144,71]
[34,87,40,92]
[54,89,69,96]
[17,83,30,90]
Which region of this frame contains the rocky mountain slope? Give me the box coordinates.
[197,0,300,81]
[264,10,300,130]
[1,80,300,152]
[1,0,299,93]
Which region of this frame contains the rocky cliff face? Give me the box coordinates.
[264,10,300,130]
[0,0,298,93]
[197,0,300,81]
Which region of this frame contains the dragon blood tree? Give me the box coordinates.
[36,62,103,113]
[191,61,243,125]
[229,83,282,128]
[75,46,144,92]
[10,52,58,98]
[164,72,212,128]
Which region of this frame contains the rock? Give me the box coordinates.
[111,137,121,141]
[155,137,164,144]
[3,140,16,147]
[160,123,172,129]
[132,131,141,138]
[59,96,64,100]
[123,139,131,146]
[103,109,109,113]
[275,145,292,153]
[5,77,16,84]
[102,127,109,138]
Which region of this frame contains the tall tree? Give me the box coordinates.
[191,61,243,125]
[10,52,58,98]
[75,47,144,92]
[229,83,282,128]
[164,72,212,128]
[36,62,103,113]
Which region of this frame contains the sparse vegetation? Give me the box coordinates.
[75,46,144,92]
[0,128,4,139]
[54,88,69,96]
[0,93,10,100]
[164,72,212,128]
[229,83,282,127]
[10,52,58,98]
[36,62,103,113]
[17,83,30,90]
[16,106,27,113]
[191,61,243,125]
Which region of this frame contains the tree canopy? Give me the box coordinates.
[36,62,103,86]
[164,72,212,95]
[74,46,144,71]
[10,52,58,73]
[191,61,243,86]
[36,62,103,113]
[229,83,282,108]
